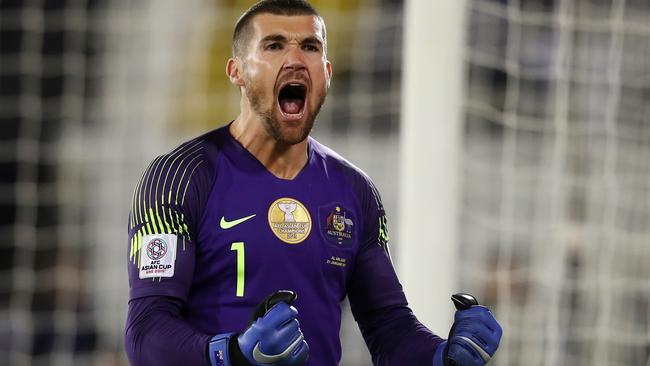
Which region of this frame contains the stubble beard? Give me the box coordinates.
[245,79,326,146]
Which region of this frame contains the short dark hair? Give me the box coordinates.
[232,0,326,57]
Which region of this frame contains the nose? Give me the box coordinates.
[282,44,306,71]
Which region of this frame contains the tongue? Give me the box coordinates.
[281,99,303,114]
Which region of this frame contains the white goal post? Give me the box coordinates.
[398,0,467,333]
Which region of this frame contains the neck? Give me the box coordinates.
[229,112,309,180]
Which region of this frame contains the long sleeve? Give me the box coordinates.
[124,295,212,366]
[348,245,444,365]
[348,178,444,365]
[127,140,214,302]
[126,140,217,365]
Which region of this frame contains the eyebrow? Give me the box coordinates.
[260,34,287,44]
[260,34,324,47]
[301,36,323,47]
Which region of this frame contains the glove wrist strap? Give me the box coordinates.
[433,340,448,366]
[208,332,236,366]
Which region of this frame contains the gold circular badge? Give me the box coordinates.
[268,197,312,244]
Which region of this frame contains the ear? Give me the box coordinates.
[226,57,245,87]
[325,60,333,88]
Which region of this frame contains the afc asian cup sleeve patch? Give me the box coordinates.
[139,233,177,279]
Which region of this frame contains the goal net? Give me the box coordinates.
[462,0,650,365]
[6,0,648,365]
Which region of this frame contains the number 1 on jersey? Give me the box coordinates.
[230,242,245,297]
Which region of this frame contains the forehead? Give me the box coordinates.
[249,14,325,41]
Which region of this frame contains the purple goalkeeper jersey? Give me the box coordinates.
[127,124,441,365]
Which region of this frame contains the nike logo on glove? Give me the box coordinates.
[220,214,256,229]
[458,336,492,363]
[252,334,304,364]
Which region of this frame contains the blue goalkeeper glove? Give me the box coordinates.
[433,294,502,366]
[208,290,309,366]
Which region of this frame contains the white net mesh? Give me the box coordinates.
[1,1,103,365]
[462,0,650,365]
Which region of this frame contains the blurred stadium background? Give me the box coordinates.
[1,0,649,365]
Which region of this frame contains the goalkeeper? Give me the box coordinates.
[124,0,502,365]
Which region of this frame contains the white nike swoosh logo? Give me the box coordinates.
[458,336,492,363]
[252,334,304,364]
[219,214,256,229]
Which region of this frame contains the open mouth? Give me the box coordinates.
[278,83,307,117]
